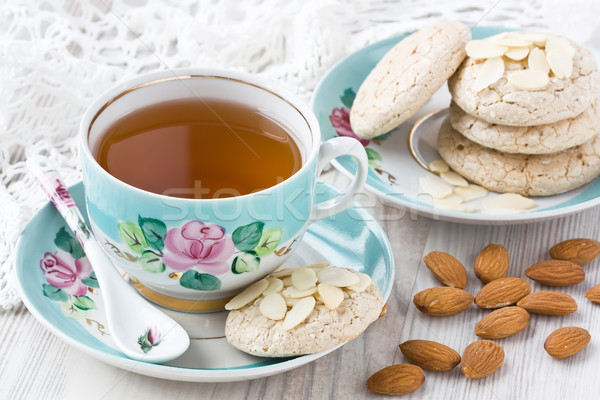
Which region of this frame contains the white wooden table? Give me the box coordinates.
[4,169,600,399]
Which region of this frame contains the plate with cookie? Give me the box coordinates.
[313,22,600,224]
[15,181,393,382]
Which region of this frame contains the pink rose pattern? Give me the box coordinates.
[40,250,93,297]
[329,107,370,146]
[162,221,235,275]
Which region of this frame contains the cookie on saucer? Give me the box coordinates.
[437,117,600,196]
[225,264,384,357]
[350,20,471,139]
[449,99,600,154]
[448,36,600,126]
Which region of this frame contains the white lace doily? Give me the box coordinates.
[1,0,599,310]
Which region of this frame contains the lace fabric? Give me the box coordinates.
[1,0,598,310]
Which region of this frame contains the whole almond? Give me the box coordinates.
[525,260,585,287]
[550,238,600,265]
[413,287,474,316]
[461,340,505,378]
[423,251,468,289]
[379,303,387,317]
[585,285,600,303]
[475,277,531,309]
[366,364,425,395]
[399,340,461,371]
[517,291,577,315]
[474,244,509,283]
[475,306,530,339]
[544,326,590,358]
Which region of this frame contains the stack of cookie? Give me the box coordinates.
[440,32,600,196]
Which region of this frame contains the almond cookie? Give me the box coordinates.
[449,99,600,154]
[448,36,600,126]
[350,20,471,139]
[225,268,383,357]
[437,117,600,196]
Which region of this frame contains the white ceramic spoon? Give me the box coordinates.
[28,157,190,364]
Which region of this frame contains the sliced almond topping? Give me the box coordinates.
[291,267,317,290]
[429,159,450,173]
[528,47,550,74]
[284,296,302,307]
[434,199,476,213]
[546,48,573,79]
[545,37,575,58]
[282,276,293,287]
[466,40,507,59]
[454,184,488,202]
[494,37,531,48]
[348,271,373,292]
[517,32,548,46]
[482,193,536,213]
[507,69,549,90]
[440,171,469,187]
[224,278,269,310]
[259,293,287,320]
[504,46,530,61]
[313,292,324,304]
[473,56,505,92]
[317,267,361,287]
[318,283,345,310]
[263,277,284,295]
[282,285,318,298]
[305,261,331,269]
[419,175,453,199]
[433,195,463,211]
[270,268,293,278]
[283,296,315,330]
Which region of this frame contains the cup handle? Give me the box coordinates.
[310,137,368,221]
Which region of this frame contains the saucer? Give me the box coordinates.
[313,26,600,224]
[15,181,394,382]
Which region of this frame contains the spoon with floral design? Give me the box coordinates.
[28,157,190,364]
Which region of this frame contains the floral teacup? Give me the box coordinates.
[80,68,368,311]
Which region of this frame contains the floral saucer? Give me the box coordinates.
[313,26,600,224]
[15,181,394,382]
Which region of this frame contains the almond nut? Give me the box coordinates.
[366,364,425,395]
[413,287,474,316]
[516,291,577,315]
[316,267,360,287]
[461,340,505,378]
[419,175,453,199]
[259,293,287,320]
[473,243,510,284]
[423,251,468,289]
[224,278,269,310]
[429,159,450,173]
[528,47,550,73]
[379,303,387,318]
[475,306,530,339]
[282,296,315,331]
[544,326,590,358]
[399,340,461,372]
[525,260,585,287]
[549,238,600,265]
[475,277,531,309]
[465,40,507,59]
[440,170,469,187]
[585,285,600,303]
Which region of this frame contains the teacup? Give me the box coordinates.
[79,68,368,311]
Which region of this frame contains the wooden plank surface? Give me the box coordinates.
[4,170,600,400]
